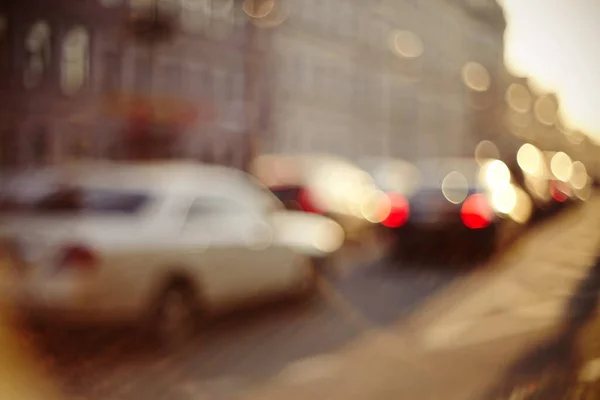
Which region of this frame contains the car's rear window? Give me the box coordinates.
[3,186,150,214]
[269,186,303,211]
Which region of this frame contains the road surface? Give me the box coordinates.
[1,200,594,399]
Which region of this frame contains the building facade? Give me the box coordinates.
[260,0,508,163]
[0,0,271,169]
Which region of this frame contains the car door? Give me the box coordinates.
[181,196,299,306]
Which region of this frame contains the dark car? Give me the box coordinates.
[362,157,530,263]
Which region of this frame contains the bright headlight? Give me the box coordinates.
[313,221,345,253]
[480,160,511,191]
[491,184,517,214]
[508,186,533,224]
[361,190,389,223]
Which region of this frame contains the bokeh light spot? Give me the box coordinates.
[389,30,424,59]
[474,140,500,165]
[461,62,491,92]
[550,152,573,183]
[517,143,543,176]
[441,171,469,204]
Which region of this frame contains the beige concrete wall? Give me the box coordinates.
[265,0,506,163]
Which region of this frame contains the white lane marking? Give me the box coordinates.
[425,312,556,350]
[511,299,564,319]
[422,320,472,350]
[277,355,344,385]
[433,279,543,325]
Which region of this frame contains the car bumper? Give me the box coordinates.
[386,218,498,242]
[400,216,476,232]
[0,275,136,326]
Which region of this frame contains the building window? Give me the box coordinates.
[212,68,229,105]
[24,21,51,89]
[103,52,121,92]
[31,125,50,166]
[0,16,7,72]
[201,0,234,18]
[206,0,235,26]
[61,26,90,95]
[181,0,209,33]
[180,0,234,35]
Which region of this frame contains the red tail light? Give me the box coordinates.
[381,192,410,228]
[298,188,323,214]
[460,194,493,229]
[57,245,98,272]
[549,180,569,203]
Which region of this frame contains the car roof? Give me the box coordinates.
[3,162,258,197]
[70,162,253,194]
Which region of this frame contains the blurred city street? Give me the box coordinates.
[0,194,597,399]
[2,0,600,399]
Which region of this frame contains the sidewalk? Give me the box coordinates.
[235,197,600,400]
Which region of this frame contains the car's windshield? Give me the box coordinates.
[244,175,285,212]
[268,186,304,211]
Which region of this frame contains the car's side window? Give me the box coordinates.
[184,196,244,223]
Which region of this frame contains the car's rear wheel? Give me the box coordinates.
[150,282,199,348]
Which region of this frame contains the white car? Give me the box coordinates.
[0,163,344,343]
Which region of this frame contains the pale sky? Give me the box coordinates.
[501,0,600,142]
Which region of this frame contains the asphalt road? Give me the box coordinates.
[5,200,577,400]
[11,239,471,400]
